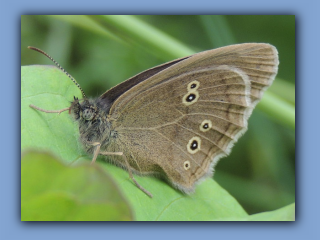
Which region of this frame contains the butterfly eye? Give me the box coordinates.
[82,108,95,120]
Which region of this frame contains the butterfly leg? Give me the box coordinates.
[90,142,101,165]
[30,104,70,115]
[94,148,153,198]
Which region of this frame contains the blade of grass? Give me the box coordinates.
[258,91,295,129]
[199,15,236,47]
[88,15,195,60]
[269,78,295,105]
[45,18,73,68]
[49,15,125,44]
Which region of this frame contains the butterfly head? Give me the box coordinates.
[70,97,99,122]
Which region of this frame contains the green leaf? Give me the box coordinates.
[246,203,295,221]
[21,151,133,221]
[219,203,295,221]
[21,65,82,161]
[21,65,249,221]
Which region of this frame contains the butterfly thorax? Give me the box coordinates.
[70,97,112,154]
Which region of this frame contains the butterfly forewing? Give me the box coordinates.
[104,43,278,192]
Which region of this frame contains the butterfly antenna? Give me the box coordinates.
[28,46,87,99]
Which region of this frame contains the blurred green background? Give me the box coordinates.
[21,15,295,215]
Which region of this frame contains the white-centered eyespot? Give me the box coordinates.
[187,136,201,154]
[184,161,191,170]
[200,119,212,132]
[182,91,199,106]
[187,80,200,91]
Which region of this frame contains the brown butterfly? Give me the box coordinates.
[29,43,279,198]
